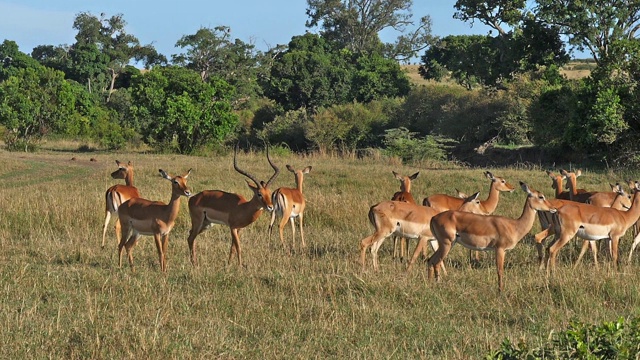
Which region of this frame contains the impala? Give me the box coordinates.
[268,164,312,254]
[534,176,629,268]
[423,171,516,264]
[118,169,192,272]
[428,182,556,292]
[186,145,279,267]
[360,191,484,272]
[545,181,640,274]
[561,169,599,203]
[390,171,419,261]
[102,160,141,248]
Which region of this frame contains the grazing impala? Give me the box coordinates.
[360,192,485,272]
[186,145,279,267]
[118,169,192,272]
[390,171,420,261]
[545,181,640,274]
[423,171,516,264]
[269,164,312,254]
[102,160,141,248]
[428,182,556,292]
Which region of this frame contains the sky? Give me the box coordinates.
[0,0,500,61]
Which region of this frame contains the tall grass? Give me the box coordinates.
[0,150,638,359]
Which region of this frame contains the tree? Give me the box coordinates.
[129,66,238,154]
[422,1,568,88]
[535,0,640,66]
[262,33,351,111]
[305,0,433,61]
[263,33,409,111]
[0,67,78,150]
[172,26,262,106]
[0,40,43,82]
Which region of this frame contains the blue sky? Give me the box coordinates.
[0,0,497,60]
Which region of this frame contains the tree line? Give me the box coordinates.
[1,0,640,166]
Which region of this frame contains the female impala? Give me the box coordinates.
[545,181,640,274]
[428,182,556,292]
[186,145,279,267]
[118,169,192,272]
[423,171,515,264]
[390,171,419,261]
[102,160,141,248]
[360,192,485,272]
[269,164,312,254]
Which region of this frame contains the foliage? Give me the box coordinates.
[257,108,309,151]
[129,66,238,154]
[382,127,447,162]
[305,0,434,61]
[489,317,640,359]
[0,67,77,150]
[262,33,410,111]
[172,26,263,105]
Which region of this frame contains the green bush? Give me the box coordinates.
[382,127,447,163]
[489,317,640,359]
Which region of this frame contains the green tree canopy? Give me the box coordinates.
[129,66,238,153]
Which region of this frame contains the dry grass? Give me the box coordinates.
[0,149,638,359]
[402,61,592,86]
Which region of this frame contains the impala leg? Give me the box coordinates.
[427,240,451,283]
[268,210,277,240]
[401,237,408,262]
[428,239,447,275]
[288,217,296,253]
[102,210,112,248]
[591,241,599,270]
[124,234,141,272]
[360,232,387,271]
[153,233,164,272]
[278,214,289,254]
[546,233,573,276]
[118,222,131,268]
[161,234,169,272]
[628,232,640,263]
[495,248,506,292]
[406,238,426,272]
[298,212,305,248]
[186,213,204,267]
[610,236,620,270]
[230,228,242,267]
[573,241,590,269]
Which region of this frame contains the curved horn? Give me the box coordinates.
[233,143,260,186]
[265,144,280,187]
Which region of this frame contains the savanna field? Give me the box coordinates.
[2,146,640,359]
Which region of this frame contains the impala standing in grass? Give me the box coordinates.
[389,171,419,261]
[269,164,312,255]
[186,145,279,267]
[118,169,192,272]
[102,160,140,248]
[428,182,556,292]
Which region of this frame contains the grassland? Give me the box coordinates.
[0,148,639,359]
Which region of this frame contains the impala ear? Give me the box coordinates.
[182,168,192,179]
[392,171,401,180]
[546,170,555,178]
[303,166,312,174]
[409,171,419,180]
[485,171,494,180]
[575,169,582,177]
[520,181,532,195]
[287,165,296,173]
[469,191,480,201]
[159,169,171,180]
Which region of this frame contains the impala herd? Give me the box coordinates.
[101,149,640,292]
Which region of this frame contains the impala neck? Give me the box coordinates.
[482,180,501,213]
[164,192,184,224]
[296,173,305,193]
[567,175,579,197]
[553,177,563,198]
[124,171,134,187]
[514,197,540,241]
[620,190,640,228]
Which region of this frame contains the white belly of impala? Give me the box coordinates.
[393,220,426,240]
[575,224,610,241]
